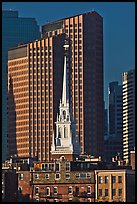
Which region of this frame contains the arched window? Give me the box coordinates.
[63,110,66,119]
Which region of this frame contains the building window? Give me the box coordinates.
[35,187,39,195]
[112,176,116,183]
[45,174,49,179]
[55,163,60,171]
[76,173,79,179]
[19,173,23,180]
[112,189,116,196]
[46,187,50,196]
[34,174,39,179]
[68,186,73,194]
[118,176,122,183]
[98,176,103,183]
[54,199,59,202]
[87,186,91,194]
[105,176,109,183]
[87,173,91,178]
[66,173,70,179]
[87,198,92,202]
[66,162,70,171]
[98,189,102,196]
[55,173,60,180]
[68,198,73,202]
[54,187,58,194]
[18,187,22,193]
[105,189,108,196]
[118,188,122,196]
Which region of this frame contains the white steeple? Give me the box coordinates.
[62,43,69,106]
[51,38,80,160]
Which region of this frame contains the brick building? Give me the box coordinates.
[95,169,135,202]
[29,159,96,202]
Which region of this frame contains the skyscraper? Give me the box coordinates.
[104,81,123,162]
[122,69,135,163]
[2,10,40,161]
[42,10,104,157]
[7,10,104,161]
[108,81,123,139]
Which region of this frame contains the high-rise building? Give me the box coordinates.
[42,11,104,157]
[8,34,66,161]
[104,81,123,162]
[7,10,104,161]
[108,82,123,138]
[2,10,40,161]
[122,69,135,163]
[104,103,108,141]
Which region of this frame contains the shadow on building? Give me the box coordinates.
[7,76,17,159]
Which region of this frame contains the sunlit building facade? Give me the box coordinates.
[42,10,104,157]
[2,10,40,161]
[7,11,104,161]
[122,69,135,163]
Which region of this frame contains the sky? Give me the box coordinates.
[2,2,135,108]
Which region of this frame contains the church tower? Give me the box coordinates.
[51,39,80,161]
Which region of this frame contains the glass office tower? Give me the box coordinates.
[2,10,40,161]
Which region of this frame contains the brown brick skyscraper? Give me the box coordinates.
[7,11,104,161]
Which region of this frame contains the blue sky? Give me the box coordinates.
[2,2,135,108]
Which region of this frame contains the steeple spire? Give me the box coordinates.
[62,40,69,106]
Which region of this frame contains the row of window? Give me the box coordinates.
[8,59,28,66]
[32,172,91,180]
[98,188,122,197]
[98,175,122,184]
[34,185,91,195]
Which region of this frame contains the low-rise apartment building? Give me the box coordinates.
[95,169,135,202]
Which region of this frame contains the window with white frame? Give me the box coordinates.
[19,173,23,180]
[98,176,103,183]
[66,162,70,171]
[87,198,92,202]
[45,174,49,179]
[46,187,50,196]
[68,198,72,202]
[54,187,58,194]
[68,186,73,194]
[105,176,109,183]
[35,187,39,195]
[34,174,39,179]
[66,173,70,179]
[87,186,91,194]
[54,199,58,202]
[87,173,91,178]
[55,173,60,180]
[18,187,22,193]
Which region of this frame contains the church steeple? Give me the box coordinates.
[62,41,69,106]
[51,38,80,161]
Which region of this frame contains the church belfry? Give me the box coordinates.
[51,38,80,161]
